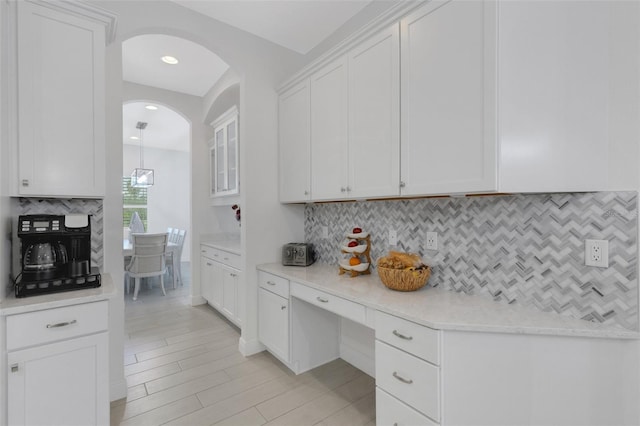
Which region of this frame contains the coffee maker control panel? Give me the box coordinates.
[19,217,62,234]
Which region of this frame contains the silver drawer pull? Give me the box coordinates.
[46,319,77,329]
[392,330,413,341]
[206,262,212,266]
[266,281,276,286]
[392,371,413,384]
[10,364,19,373]
[281,305,287,310]
[316,296,329,303]
[230,273,237,277]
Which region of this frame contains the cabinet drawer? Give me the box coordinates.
[201,245,241,269]
[258,271,289,299]
[376,311,440,365]
[7,301,109,351]
[291,282,366,325]
[376,388,438,426]
[376,340,440,422]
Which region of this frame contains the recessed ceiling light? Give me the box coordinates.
[129,136,139,140]
[145,105,158,110]
[161,55,179,65]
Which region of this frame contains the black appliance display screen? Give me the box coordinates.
[33,221,49,228]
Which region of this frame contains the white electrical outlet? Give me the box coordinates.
[389,229,398,246]
[426,232,438,251]
[585,239,609,268]
[321,226,329,239]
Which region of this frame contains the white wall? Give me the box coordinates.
[123,144,191,261]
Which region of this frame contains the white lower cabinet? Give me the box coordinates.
[376,387,437,426]
[6,301,109,426]
[258,288,290,363]
[200,244,242,327]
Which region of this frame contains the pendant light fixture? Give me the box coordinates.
[131,121,154,188]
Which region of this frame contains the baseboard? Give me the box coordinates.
[110,377,127,401]
[239,337,265,357]
[191,295,206,306]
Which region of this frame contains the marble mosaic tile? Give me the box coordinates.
[305,192,638,330]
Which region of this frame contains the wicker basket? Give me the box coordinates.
[377,266,431,292]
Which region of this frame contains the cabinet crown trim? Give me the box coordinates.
[26,0,118,44]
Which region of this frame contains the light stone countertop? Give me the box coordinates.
[257,263,639,340]
[0,273,116,316]
[200,234,241,255]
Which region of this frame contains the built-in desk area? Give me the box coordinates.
[257,263,639,426]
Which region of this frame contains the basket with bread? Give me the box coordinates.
[377,251,431,292]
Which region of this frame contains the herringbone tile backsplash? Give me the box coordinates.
[305,192,638,330]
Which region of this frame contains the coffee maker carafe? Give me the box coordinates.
[16,214,101,297]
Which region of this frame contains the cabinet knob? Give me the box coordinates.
[266,281,276,286]
[400,181,406,188]
[206,262,212,266]
[21,179,29,187]
[281,305,287,310]
[10,364,18,373]
[316,296,329,303]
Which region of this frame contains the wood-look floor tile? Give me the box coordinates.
[126,362,182,388]
[135,330,238,362]
[177,343,240,371]
[164,322,230,345]
[213,407,267,426]
[124,354,137,366]
[314,391,376,426]
[262,390,352,426]
[167,375,298,426]
[119,395,202,426]
[124,339,167,358]
[196,365,291,407]
[122,370,231,420]
[124,384,148,403]
[255,362,364,421]
[125,345,211,376]
[333,374,376,402]
[145,351,248,395]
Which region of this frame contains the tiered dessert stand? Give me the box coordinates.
[338,231,371,277]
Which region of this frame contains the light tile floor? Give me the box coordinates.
[111,263,376,426]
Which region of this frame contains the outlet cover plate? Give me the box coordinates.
[389,229,398,246]
[426,232,438,251]
[585,239,609,268]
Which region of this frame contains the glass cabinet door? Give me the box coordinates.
[210,106,239,198]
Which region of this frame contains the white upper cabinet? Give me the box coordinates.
[279,81,311,203]
[400,0,496,196]
[348,25,400,199]
[16,1,113,198]
[497,0,615,192]
[310,58,348,201]
[210,106,239,198]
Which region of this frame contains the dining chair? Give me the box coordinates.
[125,233,168,301]
[167,229,187,288]
[166,227,174,242]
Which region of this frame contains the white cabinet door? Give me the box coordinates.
[16,1,105,198]
[221,267,238,320]
[279,81,311,202]
[498,1,612,192]
[211,261,224,309]
[258,288,290,363]
[348,24,400,199]
[210,107,239,198]
[400,0,496,196]
[310,57,349,201]
[8,332,108,426]
[200,255,214,303]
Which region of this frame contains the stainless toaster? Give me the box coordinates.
[282,243,315,266]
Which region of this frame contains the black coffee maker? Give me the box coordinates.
[16,214,101,297]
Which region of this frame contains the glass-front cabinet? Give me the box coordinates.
[209,106,239,198]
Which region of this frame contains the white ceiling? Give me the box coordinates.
[122,1,373,152]
[171,0,373,55]
[122,34,230,97]
[123,102,190,152]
